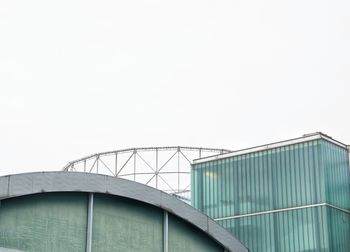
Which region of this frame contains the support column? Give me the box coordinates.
[86,193,94,252]
[163,211,168,252]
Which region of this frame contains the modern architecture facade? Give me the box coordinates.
[2,133,348,252]
[0,172,247,252]
[192,133,350,252]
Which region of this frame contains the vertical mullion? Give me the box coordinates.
[86,193,94,252]
[163,211,168,252]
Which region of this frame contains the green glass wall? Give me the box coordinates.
[168,213,223,252]
[192,139,350,252]
[0,193,88,252]
[322,140,350,209]
[92,194,163,252]
[0,192,227,252]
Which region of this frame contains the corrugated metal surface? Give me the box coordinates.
[192,138,350,252]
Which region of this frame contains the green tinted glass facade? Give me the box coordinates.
[0,193,88,252]
[0,192,227,252]
[192,138,350,252]
[92,194,163,252]
[168,213,223,252]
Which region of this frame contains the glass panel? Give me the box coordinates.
[321,141,350,210]
[218,206,332,252]
[92,194,163,252]
[0,193,87,252]
[168,213,223,252]
[192,140,325,217]
[192,138,350,252]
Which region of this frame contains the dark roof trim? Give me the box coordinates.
[0,172,248,252]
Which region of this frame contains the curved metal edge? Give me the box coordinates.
[0,172,248,252]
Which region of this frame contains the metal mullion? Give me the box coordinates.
[163,211,168,252]
[214,203,328,221]
[86,193,94,252]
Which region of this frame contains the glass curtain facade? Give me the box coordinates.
[0,193,88,251]
[192,139,350,252]
[0,192,227,252]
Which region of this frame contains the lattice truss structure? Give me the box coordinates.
[62,147,230,203]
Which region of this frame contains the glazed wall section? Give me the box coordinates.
[321,140,350,209]
[0,193,87,252]
[92,195,163,252]
[192,139,350,252]
[168,213,223,252]
[0,192,225,252]
[217,205,349,252]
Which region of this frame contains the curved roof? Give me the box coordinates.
[0,172,248,252]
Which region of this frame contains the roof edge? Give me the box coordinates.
[193,132,347,164]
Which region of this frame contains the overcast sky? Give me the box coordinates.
[0,0,349,176]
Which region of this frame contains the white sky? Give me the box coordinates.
[0,0,349,176]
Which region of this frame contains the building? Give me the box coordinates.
[0,172,247,252]
[2,132,348,252]
[192,133,350,252]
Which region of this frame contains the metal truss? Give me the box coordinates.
[62,146,231,202]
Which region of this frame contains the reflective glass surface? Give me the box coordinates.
[192,139,350,252]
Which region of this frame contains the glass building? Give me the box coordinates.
[192,133,350,252]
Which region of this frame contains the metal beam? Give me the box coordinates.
[86,193,94,252]
[163,211,168,252]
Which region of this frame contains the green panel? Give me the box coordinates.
[321,141,350,210]
[192,140,324,218]
[326,207,350,251]
[0,193,87,252]
[92,194,163,252]
[192,138,350,252]
[168,213,223,252]
[219,206,332,252]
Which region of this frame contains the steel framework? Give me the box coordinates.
[62,146,231,203]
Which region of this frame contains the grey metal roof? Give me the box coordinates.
[0,172,248,252]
